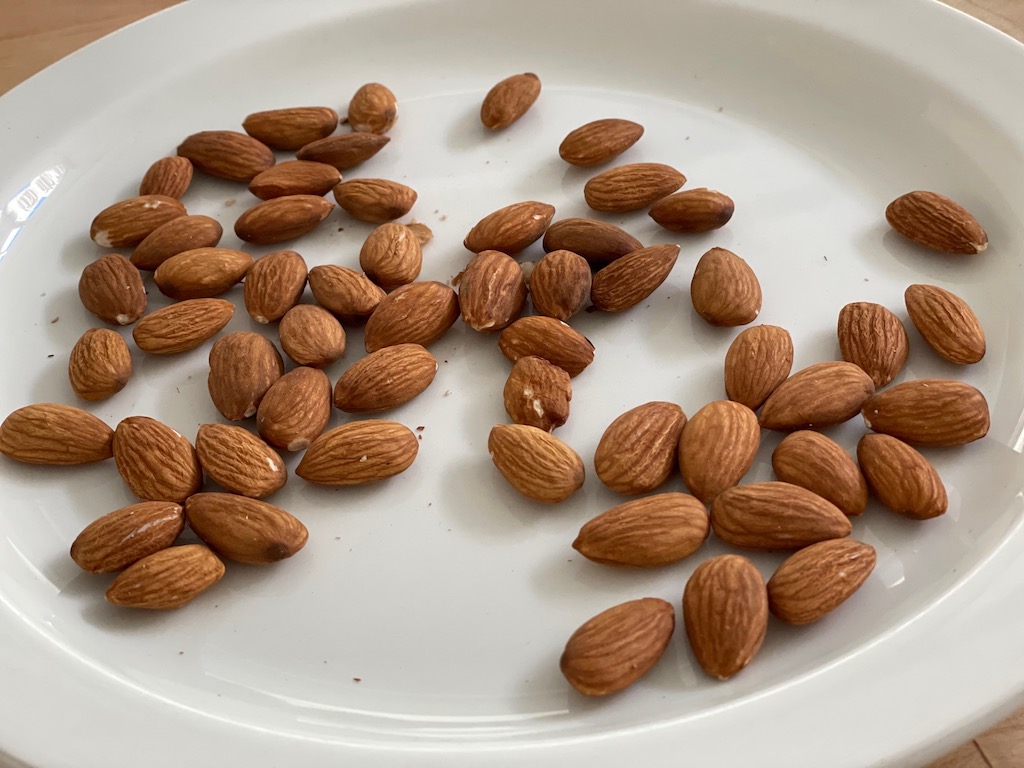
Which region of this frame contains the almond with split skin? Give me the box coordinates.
[904,283,986,364]
[139,156,193,199]
[234,194,334,244]
[113,415,202,503]
[0,403,113,465]
[458,250,528,331]
[498,316,595,377]
[186,493,308,564]
[177,130,275,182]
[711,482,852,550]
[256,367,332,452]
[296,132,390,170]
[279,304,346,368]
[71,501,184,574]
[335,179,417,224]
[857,434,947,519]
[131,214,224,271]
[584,163,686,213]
[347,83,398,134]
[242,106,338,150]
[69,328,132,401]
[862,379,989,445]
[560,598,674,697]
[154,247,253,300]
[244,249,308,324]
[591,243,679,312]
[759,361,875,431]
[503,355,572,431]
[529,250,591,321]
[359,222,423,289]
[559,118,644,167]
[885,190,988,255]
[772,431,867,517]
[481,72,541,130]
[691,247,761,327]
[837,302,909,387]
[132,298,234,355]
[106,544,224,610]
[334,343,437,413]
[78,254,147,326]
[296,421,419,486]
[208,332,284,420]
[768,539,876,625]
[542,218,642,265]
[195,423,286,499]
[90,195,186,248]
[678,400,760,503]
[649,188,735,233]
[249,160,342,200]
[364,281,460,352]
[464,201,555,255]
[723,325,794,410]
[308,265,386,323]
[595,401,687,495]
[488,423,584,503]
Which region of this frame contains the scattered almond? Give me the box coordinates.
[208,332,284,420]
[177,130,275,182]
[904,283,986,364]
[498,316,595,377]
[90,195,186,248]
[528,250,591,321]
[359,222,423,289]
[333,343,437,413]
[132,298,235,355]
[772,431,867,517]
[296,421,419,486]
[464,200,555,255]
[480,73,541,130]
[594,401,687,495]
[885,190,987,254]
[690,247,761,327]
[256,366,332,451]
[130,214,224,271]
[242,106,338,150]
[711,482,852,550]
[837,302,909,387]
[249,160,342,200]
[767,539,876,625]
[542,218,642,265]
[78,254,147,326]
[723,324,794,410]
[363,281,460,352]
[186,493,308,564]
[68,328,132,401]
[308,265,386,323]
[759,361,875,431]
[195,422,287,499]
[234,194,334,244]
[458,250,528,331]
[861,379,989,445]
[678,400,759,503]
[154,247,253,300]
[503,355,571,432]
[558,118,644,167]
[243,249,307,324]
[584,163,686,213]
[113,415,202,502]
[857,434,948,519]
[106,544,224,610]
[591,243,679,312]
[649,188,734,233]
[71,500,185,574]
[279,304,346,368]
[347,83,398,134]
[487,423,584,503]
[335,179,417,223]
[139,156,193,199]
[296,132,390,170]
[0,403,113,465]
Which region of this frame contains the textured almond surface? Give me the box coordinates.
[335,179,417,223]
[0,403,113,465]
[106,544,224,610]
[759,361,875,431]
[68,328,132,401]
[90,195,186,248]
[488,423,585,503]
[861,379,989,446]
[308,265,386,322]
[347,83,398,134]
[480,73,541,129]
[154,247,254,300]
[458,250,528,331]
[244,249,308,324]
[131,214,224,271]
[249,160,342,200]
[837,302,909,387]
[690,247,761,327]
[363,281,460,352]
[498,316,595,377]
[649,188,735,233]
[558,118,644,167]
[132,298,234,355]
[529,249,591,321]
[139,156,193,199]
[772,431,867,517]
[71,501,184,574]
[333,343,437,413]
[885,190,988,254]
[296,132,390,170]
[296,421,418,486]
[177,130,275,182]
[464,201,555,255]
[208,332,284,420]
[186,493,308,564]
[359,222,423,288]
[590,244,679,312]
[195,423,286,499]
[594,401,687,495]
[502,355,572,432]
[711,482,852,550]
[723,324,794,410]
[678,400,760,503]
[78,254,147,325]
[904,283,986,364]
[542,218,642,265]
[857,434,948,519]
[113,415,202,502]
[234,195,334,245]
[279,304,347,368]
[242,106,338,150]
[768,539,876,625]
[583,163,686,212]
[256,366,332,451]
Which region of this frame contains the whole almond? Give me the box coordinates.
[234,195,334,245]
[195,423,287,499]
[279,304,347,368]
[335,179,417,224]
[296,421,418,485]
[723,325,794,410]
[177,130,275,182]
[130,214,224,271]
[759,362,875,431]
[208,332,284,420]
[90,195,186,248]
[132,298,235,355]
[256,367,331,451]
[487,423,584,503]
[837,302,909,387]
[139,156,193,198]
[154,247,253,300]
[772,431,867,517]
[711,482,852,550]
[113,415,202,502]
[249,160,342,200]
[678,400,760,503]
[243,249,308,323]
[542,218,642,265]
[242,106,338,150]
[308,265,386,323]
[498,316,595,377]
[591,243,679,312]
[683,554,768,680]
[464,200,555,255]
[560,598,674,696]
[573,493,709,567]
[364,281,460,352]
[503,355,571,431]
[885,190,988,254]
[904,283,986,364]
[71,502,183,574]
[584,163,686,213]
[186,493,308,564]
[333,343,437,413]
[347,83,399,134]
[690,247,761,327]
[69,328,132,401]
[559,118,644,167]
[296,132,390,170]
[480,73,541,130]
[861,379,989,446]
[529,250,591,320]
[106,544,224,610]
[359,222,423,289]
[857,434,947,519]
[458,250,528,331]
[594,401,687,495]
[0,403,113,465]
[78,254,147,326]
[649,188,735,233]
[768,539,877,625]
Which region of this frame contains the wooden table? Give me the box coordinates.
[2,1,1023,765]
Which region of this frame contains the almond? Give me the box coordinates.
[560,598,674,696]
[487,423,584,503]
[573,493,709,567]
[683,554,768,680]
[558,118,644,167]
[296,132,390,170]
[690,247,761,327]
[279,304,346,368]
[502,355,571,431]
[723,325,794,410]
[837,302,909,387]
[130,214,224,271]
[154,247,253,300]
[584,163,686,213]
[772,431,867,517]
[904,283,985,364]
[407,221,433,245]
[308,265,386,323]
[242,106,338,150]
[0,403,113,465]
[857,434,948,519]
[759,361,875,431]
[132,298,235,355]
[68,328,132,401]
[480,73,541,130]
[113,415,202,502]
[71,501,184,574]
[78,254,147,325]
[243,249,308,323]
[528,250,591,320]
[678,400,759,503]
[249,160,342,200]
[711,482,852,550]
[542,218,642,265]
[139,156,193,198]
[591,243,679,312]
[335,179,416,224]
[333,343,437,413]
[234,195,334,244]
[498,316,595,377]
[464,200,555,255]
[177,130,275,182]
[364,281,460,352]
[195,423,287,499]
[186,493,308,564]
[256,367,331,451]
[105,544,224,610]
[359,222,423,288]
[347,83,398,134]
[767,539,876,625]
[885,190,988,254]
[861,379,989,445]
[208,332,284,420]
[296,421,418,485]
[649,188,734,233]
[90,195,187,248]
[594,401,687,495]
[458,250,528,331]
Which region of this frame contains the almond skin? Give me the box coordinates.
[573,493,709,567]
[837,302,909,387]
[71,501,184,574]
[296,421,418,486]
[772,431,867,517]
[105,544,224,610]
[584,163,686,213]
[130,214,224,271]
[480,73,541,129]
[678,400,760,503]
[560,598,674,696]
[649,188,735,233]
[78,254,147,325]
[503,355,571,431]
[595,401,687,495]
[857,434,947,519]
[113,415,202,503]
[407,221,433,245]
[279,304,347,368]
[90,195,187,248]
[759,362,875,431]
[591,243,679,312]
[683,554,768,680]
[363,281,460,352]
[68,328,132,401]
[690,247,761,327]
[861,379,989,446]
[333,343,437,413]
[542,218,642,265]
[711,482,852,550]
[458,250,528,331]
[185,493,308,564]
[488,423,584,503]
[904,283,986,364]
[243,249,308,324]
[347,83,399,134]
[296,132,390,170]
[723,325,794,410]
[132,298,234,355]
[234,195,334,245]
[529,249,591,321]
[0,403,113,465]
[885,190,988,254]
[139,156,193,198]
[768,539,876,625]
[464,201,555,255]
[359,222,423,289]
[559,118,644,167]
[208,332,285,421]
[335,178,416,223]
[308,265,386,323]
[177,130,275,182]
[249,160,342,200]
[154,247,254,300]
[498,316,595,377]
[195,423,286,499]
[242,106,338,150]
[256,367,331,452]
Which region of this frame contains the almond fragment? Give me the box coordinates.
[139,156,193,199]
[591,244,679,312]
[177,130,275,182]
[904,283,985,364]
[542,218,642,265]
[132,299,234,355]
[335,179,417,223]
[279,304,346,368]
[195,423,287,499]
[498,316,595,377]
[363,281,460,352]
[559,118,644,167]
[242,106,338,150]
[678,400,759,503]
[308,265,386,323]
[243,249,308,324]
[78,254,147,325]
[768,539,876,625]
[458,250,528,331]
[296,132,390,170]
[113,415,202,502]
[208,332,284,420]
[464,201,555,255]
[480,73,541,129]
[105,544,224,610]
[186,493,308,564]
[690,247,761,327]
[772,431,867,517]
[154,247,253,300]
[595,401,686,495]
[857,434,947,519]
[502,355,571,431]
[837,302,909,387]
[130,214,224,271]
[71,501,185,574]
[0,403,113,465]
[347,83,398,134]
[333,343,437,413]
[759,362,875,431]
[487,423,584,503]
[710,482,852,550]
[584,163,686,213]
[90,195,186,248]
[256,367,332,451]
[885,190,988,254]
[249,161,342,200]
[406,221,433,245]
[234,194,334,244]
[723,325,794,410]
[359,222,423,289]
[68,328,132,401]
[296,421,419,486]
[861,379,989,446]
[649,188,734,233]
[529,250,591,321]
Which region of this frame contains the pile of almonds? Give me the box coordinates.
[0,71,993,698]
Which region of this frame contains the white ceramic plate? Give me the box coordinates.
[2,1,1024,765]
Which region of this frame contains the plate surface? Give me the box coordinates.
[2,1,1024,765]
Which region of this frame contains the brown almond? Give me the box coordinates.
[279,304,346,368]
[723,325,794,410]
[529,250,591,321]
[347,83,398,134]
[90,195,186,248]
[256,367,331,451]
[861,379,989,446]
[904,283,986,364]
[678,400,759,503]
[78,254,147,326]
[649,188,734,233]
[335,179,417,224]
[333,343,436,413]
[296,421,418,485]
[132,298,235,355]
[186,493,308,564]
[71,501,184,574]
[113,415,202,502]
[296,132,390,170]
[772,431,867,517]
[759,362,875,431]
[154,247,253,300]
[195,423,287,499]
[177,130,275,182]
[584,163,686,213]
[487,423,584,503]
[502,355,571,431]
[249,160,342,200]
[768,539,876,625]
[105,544,224,609]
[234,195,334,245]
[542,218,642,265]
[407,221,433,245]
[711,482,852,550]
[130,214,224,271]
[458,250,528,331]
[242,106,338,150]
[208,332,285,420]
[139,156,193,199]
[308,265,386,323]
[594,401,687,495]
[464,200,555,255]
[559,118,644,167]
[857,434,948,519]
[498,316,595,377]
[68,328,132,401]
[480,73,541,130]
[243,249,308,323]
[591,243,679,312]
[359,222,423,289]
[837,302,909,387]
[885,190,988,254]
[690,247,761,327]
[0,403,113,465]
[364,281,460,352]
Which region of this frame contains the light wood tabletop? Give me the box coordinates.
[2,1,1023,766]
